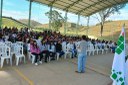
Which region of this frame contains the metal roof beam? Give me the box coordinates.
[48,0,60,6]
[93,1,112,10]
[57,0,70,5]
[82,1,103,10]
[99,1,110,6]
[87,0,128,16]
[90,0,106,8]
[77,0,106,14]
[113,0,119,4]
[112,0,125,6]
[31,0,128,16]
[106,0,115,5]
[56,0,84,10]
[53,3,79,12]
[63,0,82,11]
[81,10,94,15]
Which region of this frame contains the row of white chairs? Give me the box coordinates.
[0,41,113,68]
[28,42,73,64]
[86,43,109,56]
[0,45,12,68]
[0,41,25,68]
[28,51,61,64]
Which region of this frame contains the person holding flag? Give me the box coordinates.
[110,26,127,85]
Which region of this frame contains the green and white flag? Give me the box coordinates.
[110,27,126,85]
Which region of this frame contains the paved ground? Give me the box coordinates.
[70,53,114,76]
[0,53,113,85]
[0,68,27,85]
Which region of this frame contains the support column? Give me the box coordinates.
[49,6,53,30]
[86,16,90,35]
[0,0,3,28]
[64,11,67,34]
[76,14,80,35]
[28,0,32,29]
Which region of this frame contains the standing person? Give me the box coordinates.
[76,35,87,73]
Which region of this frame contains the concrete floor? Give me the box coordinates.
[70,52,114,76]
[0,53,113,85]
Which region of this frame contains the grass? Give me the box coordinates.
[2,17,27,28]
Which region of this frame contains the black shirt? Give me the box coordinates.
[56,43,62,52]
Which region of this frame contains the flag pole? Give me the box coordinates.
[123,23,125,27]
[123,23,126,57]
[123,23,127,85]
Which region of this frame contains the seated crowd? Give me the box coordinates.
[0,26,117,66]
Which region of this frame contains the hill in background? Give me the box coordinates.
[88,20,128,42]
[2,17,41,28]
[2,16,27,28]
[36,20,128,42]
[19,19,42,27]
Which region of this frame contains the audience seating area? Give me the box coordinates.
[0,27,117,68]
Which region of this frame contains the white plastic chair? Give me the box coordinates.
[104,44,109,53]
[5,41,12,47]
[94,44,100,55]
[99,46,104,54]
[86,44,90,56]
[5,41,15,57]
[16,41,24,47]
[56,53,59,61]
[64,45,72,59]
[0,42,6,46]
[0,42,11,64]
[0,46,12,68]
[64,50,72,59]
[89,43,95,56]
[14,45,25,66]
[28,52,35,64]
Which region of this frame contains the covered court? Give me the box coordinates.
[0,0,128,85]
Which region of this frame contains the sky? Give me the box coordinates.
[2,0,128,26]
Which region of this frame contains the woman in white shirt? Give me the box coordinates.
[67,40,75,58]
[48,42,56,60]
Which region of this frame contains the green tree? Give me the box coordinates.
[45,10,65,31]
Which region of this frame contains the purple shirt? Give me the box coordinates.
[30,44,40,54]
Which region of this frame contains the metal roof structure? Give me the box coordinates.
[32,0,128,16]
